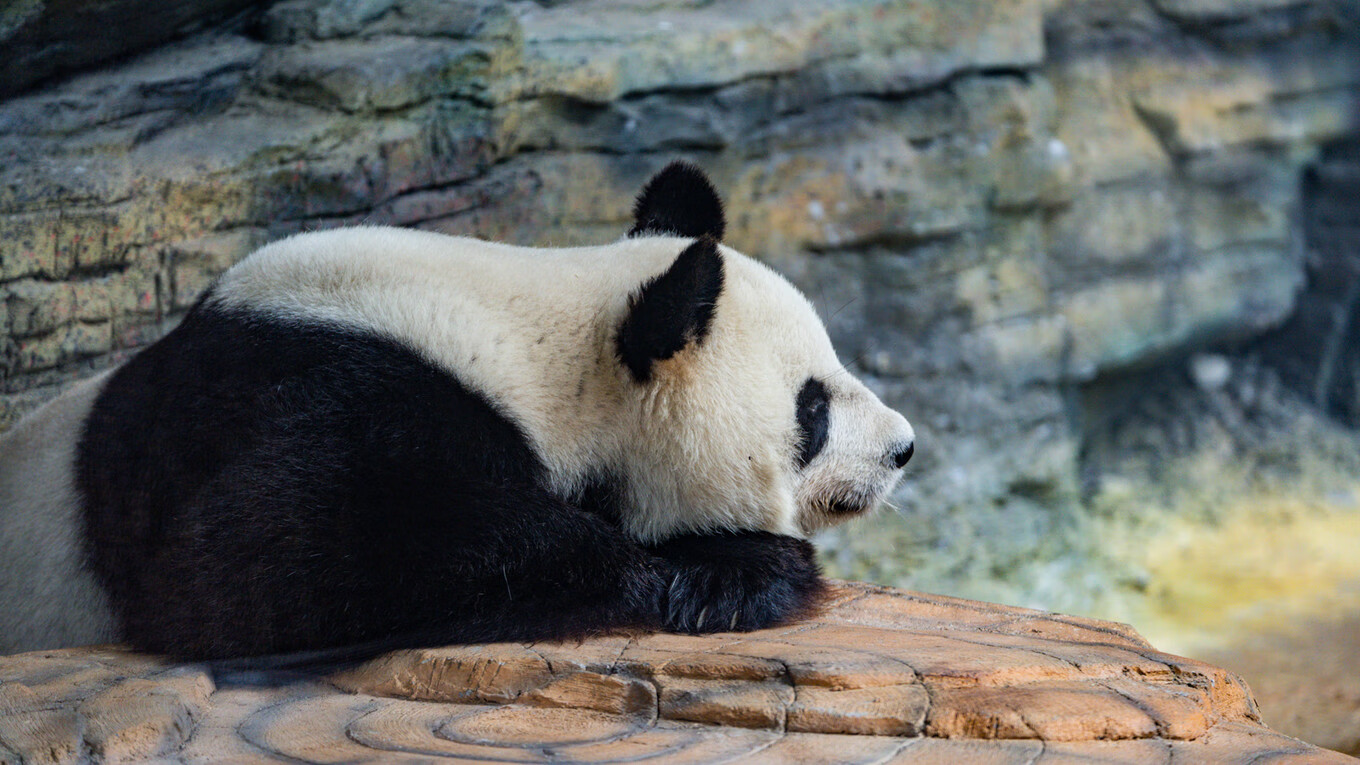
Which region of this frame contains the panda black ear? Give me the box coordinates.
[617,236,725,382]
[628,161,726,240]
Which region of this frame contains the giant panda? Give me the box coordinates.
[0,163,914,660]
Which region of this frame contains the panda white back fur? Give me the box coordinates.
[0,163,913,659]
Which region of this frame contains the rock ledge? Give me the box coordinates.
[0,582,1350,763]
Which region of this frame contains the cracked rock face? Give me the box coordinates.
[0,1,267,100]
[0,583,1349,763]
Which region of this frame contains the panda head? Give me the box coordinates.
[612,163,915,541]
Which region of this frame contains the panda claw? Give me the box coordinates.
[665,573,684,625]
[730,610,740,630]
[695,607,708,631]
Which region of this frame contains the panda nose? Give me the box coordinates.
[888,441,914,469]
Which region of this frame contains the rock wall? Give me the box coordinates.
[0,0,265,99]
[1,0,1358,629]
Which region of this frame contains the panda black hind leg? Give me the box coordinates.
[76,305,668,659]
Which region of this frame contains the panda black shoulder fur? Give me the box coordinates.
[0,163,914,660]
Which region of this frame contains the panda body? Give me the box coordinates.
[209,228,831,542]
[0,164,914,659]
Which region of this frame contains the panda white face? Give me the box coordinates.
[793,374,916,534]
[734,270,915,537]
[616,243,914,540]
[613,163,915,541]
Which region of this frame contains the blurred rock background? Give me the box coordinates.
[1,0,1358,753]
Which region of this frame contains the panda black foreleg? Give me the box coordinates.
[373,491,676,646]
[435,520,828,639]
[362,504,826,646]
[143,477,678,659]
[645,530,826,634]
[356,492,826,645]
[130,476,823,658]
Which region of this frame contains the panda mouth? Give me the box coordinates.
[798,484,883,534]
[826,497,870,515]
[818,486,877,516]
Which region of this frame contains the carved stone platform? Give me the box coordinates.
[0,582,1351,763]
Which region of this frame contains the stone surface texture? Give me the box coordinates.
[0,0,266,99]
[0,582,1351,763]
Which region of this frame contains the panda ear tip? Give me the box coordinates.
[654,161,714,190]
[628,161,726,241]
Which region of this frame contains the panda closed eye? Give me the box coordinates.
[795,377,830,469]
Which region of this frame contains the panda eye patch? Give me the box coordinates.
[795,377,830,469]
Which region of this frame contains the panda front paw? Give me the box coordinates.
[648,530,826,633]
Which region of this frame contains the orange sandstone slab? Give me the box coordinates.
[0,582,1351,764]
